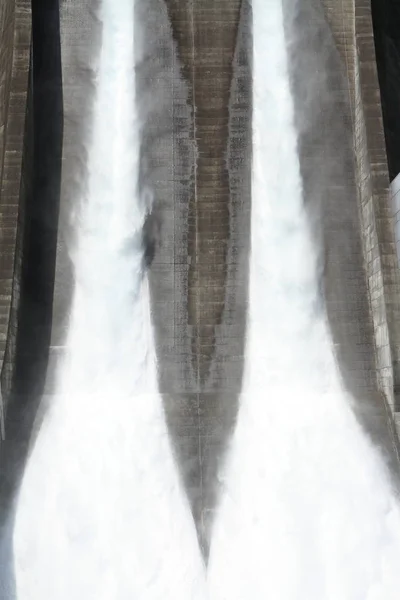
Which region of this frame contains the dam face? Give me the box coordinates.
[0,0,400,593]
[137,0,252,551]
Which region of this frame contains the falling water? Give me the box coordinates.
[12,1,205,598]
[207,1,400,599]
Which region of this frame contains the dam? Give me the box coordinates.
[1,0,400,597]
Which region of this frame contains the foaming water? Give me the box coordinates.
[12,1,205,598]
[207,1,400,598]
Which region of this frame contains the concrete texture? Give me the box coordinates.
[354,1,400,426]
[390,173,400,264]
[0,0,400,572]
[0,0,31,433]
[139,0,251,554]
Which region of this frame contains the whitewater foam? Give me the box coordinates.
[12,1,205,598]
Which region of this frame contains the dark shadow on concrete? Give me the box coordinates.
[372,0,400,182]
[0,1,63,596]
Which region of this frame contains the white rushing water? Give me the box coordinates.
[12,1,206,598]
[207,1,400,599]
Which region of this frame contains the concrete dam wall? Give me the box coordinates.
[0,0,400,560]
[0,0,31,431]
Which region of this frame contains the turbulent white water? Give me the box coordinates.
[207,1,400,599]
[12,1,206,598]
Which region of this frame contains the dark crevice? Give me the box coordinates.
[372,0,400,182]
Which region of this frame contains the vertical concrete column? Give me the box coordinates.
[390,172,400,264]
[165,0,242,384]
[143,0,251,555]
[353,0,400,424]
[0,0,15,185]
[0,0,31,429]
[321,0,400,435]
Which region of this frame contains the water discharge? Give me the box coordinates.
[12,1,205,598]
[207,1,400,599]
[9,0,400,598]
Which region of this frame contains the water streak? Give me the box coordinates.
[207,2,400,598]
[13,1,205,598]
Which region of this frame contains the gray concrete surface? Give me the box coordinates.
[140,0,251,554]
[390,173,400,264]
[0,0,31,430]
[0,0,400,577]
[320,0,400,433]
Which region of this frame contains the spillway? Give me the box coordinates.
[207,1,400,599]
[11,1,205,598]
[0,0,400,598]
